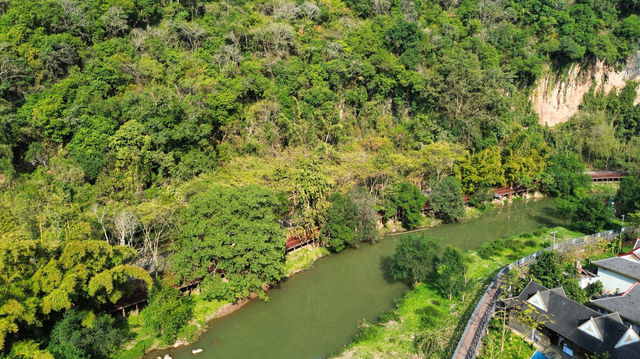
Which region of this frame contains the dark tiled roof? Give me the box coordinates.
[504,282,640,358]
[591,284,640,326]
[593,257,640,281]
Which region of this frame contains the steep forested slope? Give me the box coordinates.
[1,0,640,357]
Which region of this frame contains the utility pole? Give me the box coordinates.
[614,214,626,255]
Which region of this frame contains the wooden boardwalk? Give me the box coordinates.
[286,236,312,252]
[107,237,311,317]
[586,171,626,182]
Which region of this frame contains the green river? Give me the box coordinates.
[148,198,561,359]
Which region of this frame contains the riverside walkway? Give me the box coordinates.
[586,170,626,182]
[452,277,504,359]
[451,229,620,359]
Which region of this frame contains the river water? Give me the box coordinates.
[148,198,560,359]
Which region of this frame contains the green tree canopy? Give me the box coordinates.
[322,192,358,252]
[541,154,591,198]
[572,195,612,233]
[529,251,563,289]
[141,285,192,345]
[429,177,465,223]
[47,309,129,359]
[616,175,640,215]
[434,247,466,300]
[172,185,286,299]
[385,182,426,230]
[390,235,441,285]
[0,239,150,351]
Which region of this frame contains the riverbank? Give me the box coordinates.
[143,198,567,359]
[119,200,498,358]
[332,226,584,359]
[120,196,554,359]
[115,245,330,359]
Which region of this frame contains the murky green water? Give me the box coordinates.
[148,198,560,359]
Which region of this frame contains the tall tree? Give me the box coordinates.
[172,185,286,299]
[322,192,358,252]
[572,195,612,233]
[616,175,640,215]
[47,309,128,359]
[541,154,590,198]
[390,235,441,285]
[385,182,426,230]
[529,251,562,288]
[434,247,466,300]
[429,177,465,223]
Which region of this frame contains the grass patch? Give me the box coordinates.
[590,183,619,195]
[115,336,156,359]
[419,215,443,228]
[114,314,157,359]
[284,246,329,275]
[188,294,228,326]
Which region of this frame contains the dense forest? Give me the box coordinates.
[1,0,640,357]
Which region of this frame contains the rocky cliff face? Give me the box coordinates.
[532,51,640,127]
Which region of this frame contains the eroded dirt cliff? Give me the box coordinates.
[532,51,640,127]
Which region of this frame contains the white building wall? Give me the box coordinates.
[579,275,600,289]
[598,268,636,294]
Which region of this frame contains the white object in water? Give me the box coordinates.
[163,355,173,359]
[192,349,204,354]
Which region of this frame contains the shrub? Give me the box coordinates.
[141,285,193,344]
[48,309,129,359]
[200,274,230,302]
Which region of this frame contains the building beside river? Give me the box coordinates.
[503,281,640,358]
[593,242,640,294]
[591,283,640,333]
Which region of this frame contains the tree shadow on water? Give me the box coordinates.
[379,255,399,284]
[529,209,562,228]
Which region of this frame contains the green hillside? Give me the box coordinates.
[1,0,640,357]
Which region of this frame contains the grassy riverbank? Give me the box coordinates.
[115,246,329,359]
[117,199,551,359]
[333,227,584,359]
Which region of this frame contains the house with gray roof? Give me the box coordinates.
[503,281,640,358]
[591,283,640,332]
[593,247,640,294]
